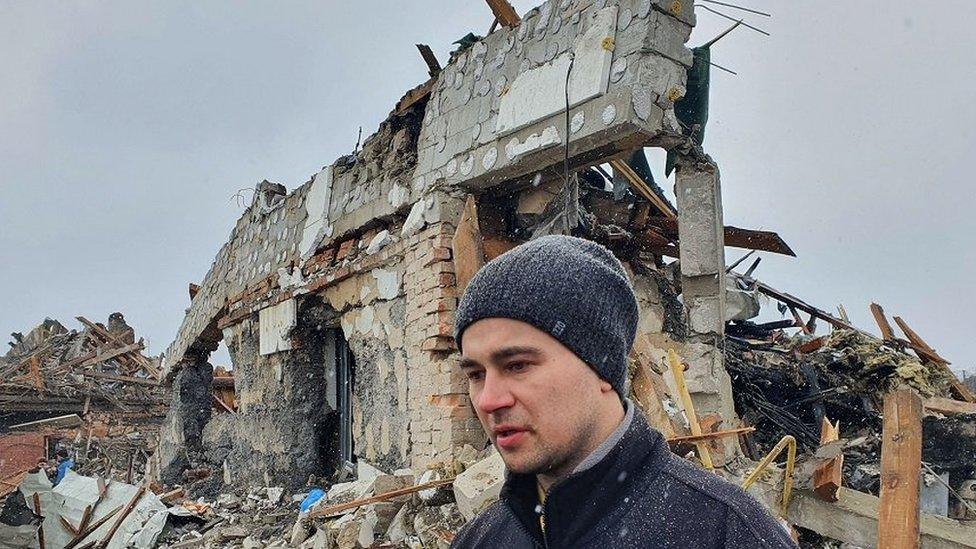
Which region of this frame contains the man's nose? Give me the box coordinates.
[474,371,515,415]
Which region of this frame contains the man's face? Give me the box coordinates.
[460,318,613,477]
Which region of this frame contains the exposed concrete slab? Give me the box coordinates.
[258,298,297,355]
[495,5,617,135]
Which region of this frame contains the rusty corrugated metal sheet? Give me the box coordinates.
[0,433,46,479]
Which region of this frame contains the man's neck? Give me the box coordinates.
[536,398,631,492]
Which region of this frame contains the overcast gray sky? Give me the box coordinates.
[2,1,974,375]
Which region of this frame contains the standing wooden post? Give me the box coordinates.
[877,389,922,549]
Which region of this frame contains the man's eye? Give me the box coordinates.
[507,362,529,373]
[466,370,485,382]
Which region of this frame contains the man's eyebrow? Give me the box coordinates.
[490,346,542,363]
[458,346,542,369]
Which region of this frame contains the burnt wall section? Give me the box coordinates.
[200,300,335,490]
[157,354,213,486]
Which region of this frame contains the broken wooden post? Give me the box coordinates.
[878,389,922,549]
[485,0,520,28]
[415,44,442,77]
[668,349,713,470]
[870,303,896,341]
[892,315,975,403]
[812,416,843,502]
[33,492,45,549]
[452,195,486,293]
[94,485,145,549]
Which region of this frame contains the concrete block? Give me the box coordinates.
[365,230,392,255]
[452,450,505,521]
[371,269,401,300]
[675,161,724,277]
[401,201,427,237]
[258,299,297,355]
[496,5,617,135]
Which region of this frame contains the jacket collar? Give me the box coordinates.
[499,408,670,546]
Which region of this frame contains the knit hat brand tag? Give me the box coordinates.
[551,320,566,337]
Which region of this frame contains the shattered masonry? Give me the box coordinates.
[154,0,740,490]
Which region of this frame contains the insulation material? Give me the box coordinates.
[259,298,297,356]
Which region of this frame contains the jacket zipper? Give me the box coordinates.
[505,500,548,549]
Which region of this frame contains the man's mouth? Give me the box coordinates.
[493,426,529,450]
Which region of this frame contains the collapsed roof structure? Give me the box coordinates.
[3,0,975,547]
[0,315,168,508]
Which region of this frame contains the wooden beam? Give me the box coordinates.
[394,78,436,115]
[309,478,455,519]
[485,0,520,28]
[837,304,850,323]
[924,396,976,416]
[610,159,677,219]
[212,393,236,414]
[452,195,486,293]
[668,350,713,469]
[415,44,441,77]
[79,342,145,368]
[892,315,975,403]
[95,485,145,549]
[870,303,896,341]
[813,417,843,502]
[783,487,976,548]
[666,427,754,445]
[79,371,159,386]
[748,280,859,332]
[646,217,796,256]
[10,414,83,431]
[878,389,922,549]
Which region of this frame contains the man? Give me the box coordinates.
[451,235,795,548]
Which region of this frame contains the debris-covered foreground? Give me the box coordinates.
[1,447,501,548]
[5,0,976,546]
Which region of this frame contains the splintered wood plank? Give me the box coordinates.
[452,195,486,293]
[630,356,677,438]
[870,303,896,341]
[892,315,974,403]
[610,159,677,219]
[485,0,520,28]
[878,389,922,549]
[923,396,976,416]
[813,417,843,502]
[668,350,713,470]
[415,44,441,76]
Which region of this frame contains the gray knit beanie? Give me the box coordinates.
[454,235,638,397]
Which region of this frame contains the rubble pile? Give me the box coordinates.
[1,314,166,415]
[1,315,169,507]
[720,273,976,524]
[156,448,498,549]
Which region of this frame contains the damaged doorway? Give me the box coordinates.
[335,330,356,472]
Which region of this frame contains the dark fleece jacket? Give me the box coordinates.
[451,411,797,548]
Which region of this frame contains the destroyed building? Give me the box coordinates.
[0,0,957,547]
[153,0,743,491]
[0,315,168,496]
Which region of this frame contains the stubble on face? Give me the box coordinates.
[462,318,613,481]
